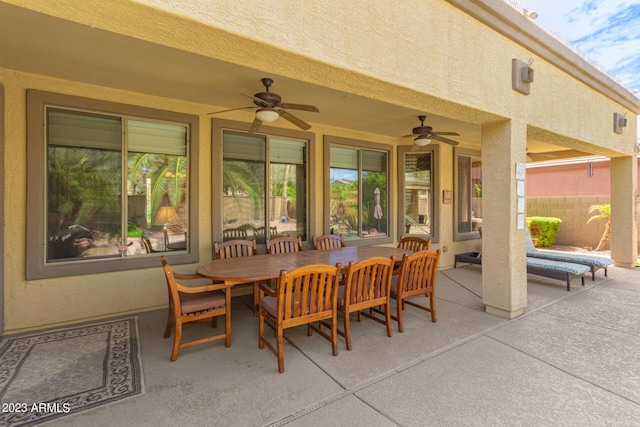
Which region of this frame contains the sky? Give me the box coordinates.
[514,0,640,96]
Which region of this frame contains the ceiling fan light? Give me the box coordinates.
[255,108,279,123]
[414,135,432,146]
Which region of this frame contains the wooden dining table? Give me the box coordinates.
[196,245,411,286]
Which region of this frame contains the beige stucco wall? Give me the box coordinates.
[0,69,207,330]
[1,68,407,332]
[131,0,636,155]
[8,0,637,155]
[1,0,638,330]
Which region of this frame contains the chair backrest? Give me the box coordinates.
[160,256,181,311]
[343,256,394,309]
[214,239,258,259]
[396,250,441,297]
[266,236,304,254]
[142,237,155,253]
[223,227,248,240]
[397,236,431,252]
[312,234,345,250]
[275,264,342,325]
[252,226,267,238]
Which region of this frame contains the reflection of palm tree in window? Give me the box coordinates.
[223,162,260,195]
[222,161,263,198]
[48,148,121,259]
[128,152,187,232]
[330,180,358,232]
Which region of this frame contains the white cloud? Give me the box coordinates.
[516,0,640,92]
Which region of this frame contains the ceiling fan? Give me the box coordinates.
[207,77,319,133]
[402,115,460,148]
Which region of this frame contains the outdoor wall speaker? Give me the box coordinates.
[613,112,627,134]
[512,59,534,95]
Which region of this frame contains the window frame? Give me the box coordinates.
[26,90,199,280]
[453,147,482,241]
[211,118,316,249]
[323,135,393,246]
[397,144,440,243]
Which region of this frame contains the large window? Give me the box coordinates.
[454,148,482,240]
[27,91,199,279]
[222,131,308,244]
[325,137,391,243]
[398,145,439,241]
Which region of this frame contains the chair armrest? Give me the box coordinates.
[259,281,277,297]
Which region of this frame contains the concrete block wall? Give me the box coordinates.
[526,196,640,251]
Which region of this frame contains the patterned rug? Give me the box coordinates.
[0,317,144,426]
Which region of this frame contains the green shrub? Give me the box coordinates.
[526,216,562,247]
[127,222,144,238]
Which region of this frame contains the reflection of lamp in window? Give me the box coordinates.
[153,205,178,249]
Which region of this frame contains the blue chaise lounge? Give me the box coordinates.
[526,228,613,281]
[454,229,598,291]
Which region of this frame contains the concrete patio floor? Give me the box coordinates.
[50,264,640,426]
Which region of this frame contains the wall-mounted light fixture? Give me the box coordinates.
[414,135,432,146]
[256,107,280,123]
[512,59,534,95]
[613,112,627,134]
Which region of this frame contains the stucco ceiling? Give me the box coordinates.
[0,3,581,158]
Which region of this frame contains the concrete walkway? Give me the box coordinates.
[51,264,640,426]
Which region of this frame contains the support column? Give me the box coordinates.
[481,120,527,319]
[610,156,638,267]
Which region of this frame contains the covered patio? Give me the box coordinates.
[7,264,640,426]
[0,1,638,338]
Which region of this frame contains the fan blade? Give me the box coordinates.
[434,135,460,146]
[432,131,460,136]
[280,110,312,130]
[248,117,262,134]
[279,103,319,112]
[207,106,255,115]
[241,93,271,107]
[401,133,416,138]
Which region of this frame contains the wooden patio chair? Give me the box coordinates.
[393,236,431,275]
[141,237,157,253]
[252,225,278,242]
[265,236,304,254]
[214,239,258,259]
[312,234,346,250]
[223,227,248,240]
[315,256,395,350]
[213,239,259,313]
[258,263,342,373]
[160,256,231,361]
[397,236,431,252]
[390,250,441,332]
